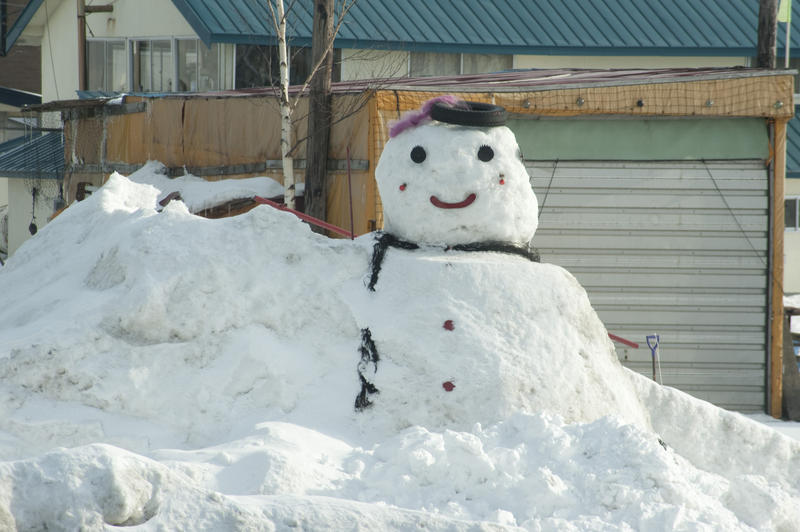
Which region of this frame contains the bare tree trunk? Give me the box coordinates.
[275,0,295,209]
[305,0,335,225]
[758,0,778,68]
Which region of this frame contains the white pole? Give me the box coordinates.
[786,22,792,69]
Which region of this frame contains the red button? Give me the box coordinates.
[442,381,455,392]
[443,320,454,331]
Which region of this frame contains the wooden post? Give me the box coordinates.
[77,0,86,91]
[771,117,787,418]
[305,0,334,224]
[758,0,778,69]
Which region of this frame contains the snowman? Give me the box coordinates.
[348,96,651,432]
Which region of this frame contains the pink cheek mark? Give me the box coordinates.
[430,193,477,209]
[399,183,407,191]
[499,173,505,185]
[442,381,455,392]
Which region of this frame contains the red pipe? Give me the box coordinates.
[253,195,357,239]
[608,333,639,349]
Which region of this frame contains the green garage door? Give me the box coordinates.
[527,160,769,412]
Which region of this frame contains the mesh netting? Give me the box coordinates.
[368,73,794,229]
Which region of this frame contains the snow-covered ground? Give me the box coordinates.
[1,162,800,530]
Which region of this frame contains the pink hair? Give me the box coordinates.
[389,95,466,138]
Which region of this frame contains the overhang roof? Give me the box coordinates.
[0,86,41,111]
[170,0,800,56]
[0,131,64,179]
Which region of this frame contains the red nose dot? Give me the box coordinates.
[442,381,455,392]
[399,183,407,191]
[443,320,454,331]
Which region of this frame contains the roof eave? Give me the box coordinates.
[169,0,213,47]
[3,0,45,55]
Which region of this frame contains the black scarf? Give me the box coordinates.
[367,231,540,291]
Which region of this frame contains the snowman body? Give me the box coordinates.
[348,246,650,432]
[351,101,650,431]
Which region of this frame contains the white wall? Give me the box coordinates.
[82,0,196,39]
[40,0,78,103]
[7,178,56,256]
[0,177,7,208]
[786,178,800,294]
[339,50,748,81]
[38,0,203,102]
[513,55,746,70]
[340,49,409,80]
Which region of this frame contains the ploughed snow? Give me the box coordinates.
[0,163,799,530]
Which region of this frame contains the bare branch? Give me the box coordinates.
[289,0,358,111]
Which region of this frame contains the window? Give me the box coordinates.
[178,40,220,91]
[409,52,513,77]
[132,40,172,92]
[87,38,227,93]
[234,45,340,88]
[86,40,127,92]
[788,197,800,231]
[462,53,513,75]
[410,52,460,77]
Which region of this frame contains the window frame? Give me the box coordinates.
[85,38,128,92]
[86,36,224,94]
[407,51,513,77]
[788,196,800,231]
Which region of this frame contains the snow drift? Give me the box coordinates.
[0,164,798,530]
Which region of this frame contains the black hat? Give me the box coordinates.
[430,100,507,127]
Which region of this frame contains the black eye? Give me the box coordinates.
[477,145,494,162]
[410,145,426,163]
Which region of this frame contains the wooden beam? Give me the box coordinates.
[77,0,86,91]
[375,75,796,120]
[85,5,113,13]
[770,117,787,418]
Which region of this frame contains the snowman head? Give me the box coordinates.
[376,97,539,246]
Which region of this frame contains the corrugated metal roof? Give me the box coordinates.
[0,132,64,179]
[171,0,800,56]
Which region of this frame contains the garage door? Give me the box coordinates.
[528,160,769,412]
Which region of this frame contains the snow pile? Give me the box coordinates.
[0,164,799,529]
[130,160,285,213]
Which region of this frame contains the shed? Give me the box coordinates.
[47,67,792,415]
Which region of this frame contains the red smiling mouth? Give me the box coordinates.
[430,193,477,209]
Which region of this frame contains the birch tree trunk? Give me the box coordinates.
[275,0,295,209]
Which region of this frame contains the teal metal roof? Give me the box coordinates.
[171,0,800,56]
[0,132,64,179]
[0,86,40,108]
[789,106,800,178]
